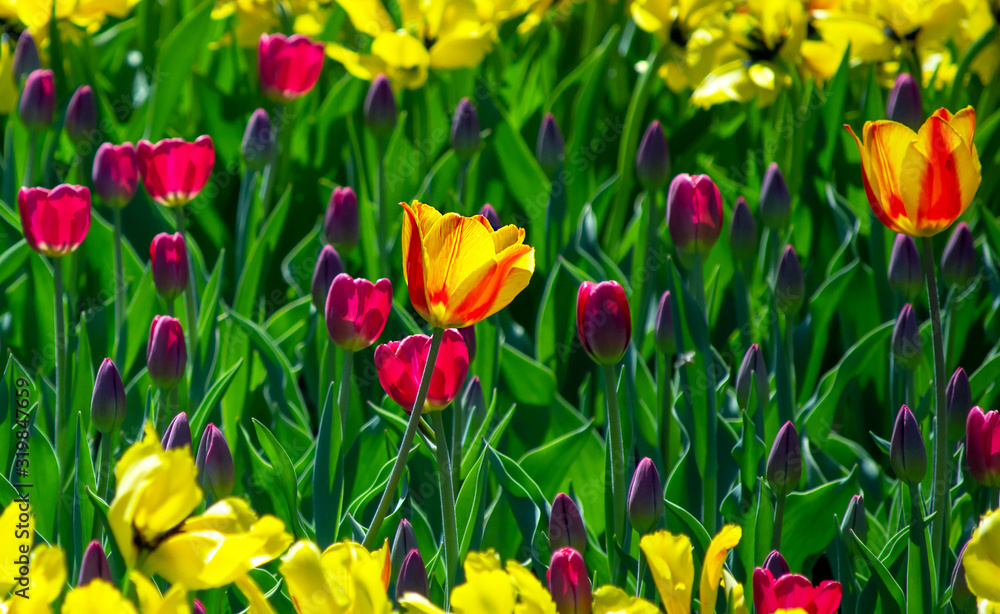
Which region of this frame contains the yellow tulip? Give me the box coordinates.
[699,525,742,614]
[0,36,17,116]
[130,573,190,614]
[639,530,693,614]
[506,561,557,614]
[1,545,65,614]
[61,580,136,614]
[279,539,392,614]
[212,0,332,47]
[592,586,660,614]
[0,502,34,597]
[401,200,535,329]
[964,509,1000,607]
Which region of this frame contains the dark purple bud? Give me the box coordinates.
[766,421,801,497]
[841,494,867,549]
[735,344,768,412]
[92,142,139,208]
[729,196,758,261]
[946,367,972,441]
[537,113,565,178]
[892,303,922,371]
[459,325,477,363]
[479,203,500,230]
[364,74,397,140]
[91,358,126,435]
[395,549,429,600]
[653,291,675,355]
[147,315,186,390]
[193,600,206,614]
[940,222,976,288]
[19,69,55,131]
[635,120,670,191]
[775,245,804,314]
[323,187,359,252]
[150,232,189,301]
[311,245,344,309]
[760,162,791,228]
[548,548,592,614]
[78,541,111,586]
[451,97,480,162]
[886,73,923,131]
[195,424,235,499]
[887,234,922,300]
[762,550,789,578]
[890,405,927,484]
[627,457,664,534]
[12,32,41,83]
[65,86,96,145]
[391,519,419,579]
[242,108,274,172]
[550,493,587,553]
[161,411,192,451]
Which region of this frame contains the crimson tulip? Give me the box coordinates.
[967,407,1000,488]
[17,185,91,257]
[325,273,392,351]
[374,329,469,413]
[137,136,215,207]
[258,33,324,102]
[753,568,842,614]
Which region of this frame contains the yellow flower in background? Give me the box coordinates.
[964,509,1000,609]
[212,0,333,48]
[131,573,191,614]
[953,0,1000,84]
[0,501,33,597]
[592,586,660,614]
[640,530,693,614]
[0,0,141,48]
[279,539,392,614]
[327,0,497,89]
[1,545,66,614]
[145,498,292,590]
[0,35,18,115]
[61,579,137,614]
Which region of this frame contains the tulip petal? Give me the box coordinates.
[811,581,844,614]
[700,525,742,614]
[640,530,694,614]
[965,510,1000,602]
[374,342,420,412]
[426,329,470,410]
[422,212,496,303]
[863,120,916,233]
[280,541,340,614]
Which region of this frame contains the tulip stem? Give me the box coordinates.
[771,490,786,552]
[920,236,948,572]
[23,132,36,187]
[431,410,460,603]
[97,431,113,503]
[603,364,626,561]
[785,313,796,411]
[456,161,468,211]
[112,207,126,367]
[338,349,353,438]
[376,139,389,276]
[733,266,752,351]
[175,207,199,401]
[657,351,673,476]
[52,259,65,453]
[363,328,445,550]
[907,483,933,613]
[636,553,646,597]
[689,253,717,535]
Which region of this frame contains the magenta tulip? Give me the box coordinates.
[17,185,91,257]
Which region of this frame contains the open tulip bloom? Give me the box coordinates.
[258,33,325,102]
[137,136,216,208]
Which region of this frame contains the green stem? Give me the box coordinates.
[235,168,259,272]
[23,132,36,187]
[376,139,389,276]
[452,388,463,491]
[636,553,646,597]
[603,363,626,556]
[772,491,786,551]
[456,161,468,212]
[657,351,673,476]
[920,237,948,571]
[175,207,199,402]
[733,266,752,351]
[97,432,113,502]
[431,410,460,604]
[904,368,915,408]
[785,312,796,412]
[112,208,125,367]
[906,483,933,614]
[362,328,445,549]
[689,253,717,535]
[338,349,353,438]
[53,260,65,454]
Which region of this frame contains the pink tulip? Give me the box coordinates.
[324,273,392,351]
[753,568,842,614]
[147,315,186,390]
[576,281,631,365]
[967,407,1000,488]
[374,330,469,413]
[92,143,139,208]
[258,33,325,102]
[150,232,189,300]
[666,173,724,254]
[17,185,91,257]
[137,136,215,207]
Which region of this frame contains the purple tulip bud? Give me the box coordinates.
[940,222,976,288]
[459,325,477,362]
[161,411,192,451]
[451,97,480,162]
[762,550,789,578]
[766,421,801,496]
[147,315,186,390]
[537,113,565,178]
[193,600,206,614]
[729,196,758,261]
[65,86,96,145]
[195,424,235,499]
[242,109,274,171]
[841,494,867,548]
[886,73,923,131]
[92,142,139,208]
[91,358,126,435]
[12,32,41,83]
[760,162,791,228]
[635,120,670,191]
[735,343,768,411]
[364,74,397,140]
[323,186,359,252]
[391,519,419,578]
[550,493,587,553]
[890,405,926,484]
[653,290,675,355]
[946,367,972,441]
[892,304,922,371]
[311,245,344,309]
[627,457,664,534]
[479,203,500,230]
[395,549,429,600]
[548,548,592,614]
[775,245,805,314]
[20,69,55,131]
[887,234,922,300]
[576,281,631,365]
[666,173,723,254]
[78,541,111,586]
[150,232,189,301]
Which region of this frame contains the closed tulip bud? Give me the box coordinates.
[479,203,500,230]
[886,73,923,131]
[887,234,922,300]
[762,550,789,578]
[12,32,41,83]
[767,421,801,496]
[760,163,791,228]
[550,493,587,553]
[653,291,675,355]
[729,196,758,261]
[735,344,768,412]
[242,109,274,171]
[577,281,631,365]
[193,600,206,614]
[666,173,723,254]
[325,273,392,351]
[459,325,477,362]
[946,367,972,441]
[841,494,867,549]
[892,304,922,370]
[395,549,429,600]
[627,457,664,534]
[890,405,927,484]
[775,245,804,314]
[391,519,419,577]
[365,74,397,140]
[966,407,1000,488]
[20,69,55,131]
[150,232,189,301]
[461,375,486,426]
[940,222,976,288]
[78,541,111,586]
[147,315,186,390]
[195,424,235,499]
[91,358,126,434]
[537,113,565,178]
[451,97,480,162]
[311,245,344,309]
[323,186,359,251]
[92,143,139,208]
[161,411,192,451]
[635,120,670,191]
[65,86,96,145]
[548,548,592,614]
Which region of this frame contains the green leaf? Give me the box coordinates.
[779,467,859,572]
[500,344,556,406]
[850,529,905,614]
[456,449,488,557]
[313,383,343,549]
[189,358,244,442]
[519,420,593,498]
[73,413,97,562]
[664,499,711,556]
[252,419,305,538]
[0,240,29,288]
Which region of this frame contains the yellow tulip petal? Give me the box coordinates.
[0,501,33,595]
[862,120,917,232]
[464,549,502,576]
[280,541,341,614]
[334,0,395,36]
[506,561,558,614]
[61,579,138,614]
[429,27,495,70]
[30,546,66,605]
[699,525,742,614]
[451,568,516,614]
[966,510,1000,602]
[399,593,447,614]
[372,31,431,71]
[592,585,660,614]
[640,530,693,614]
[325,44,390,82]
[235,575,279,614]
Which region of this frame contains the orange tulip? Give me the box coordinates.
[845,107,981,237]
[401,200,535,328]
